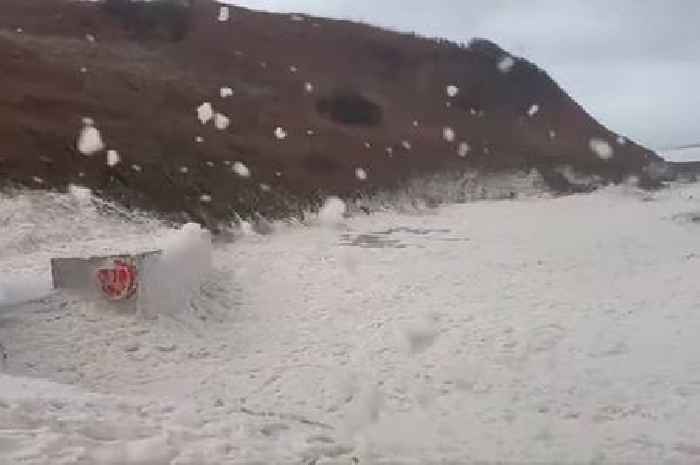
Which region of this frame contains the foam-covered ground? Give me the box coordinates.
[1,182,700,464]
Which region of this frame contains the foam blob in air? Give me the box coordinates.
[77,120,105,156]
[403,314,440,354]
[458,142,470,157]
[443,127,456,143]
[214,113,230,130]
[355,168,368,181]
[197,102,213,125]
[106,149,121,167]
[233,161,251,178]
[589,138,614,160]
[318,196,347,227]
[498,55,516,73]
[274,127,287,140]
[218,6,230,22]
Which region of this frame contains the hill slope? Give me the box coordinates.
[0,0,662,224]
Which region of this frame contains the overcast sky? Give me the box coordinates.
[227,0,700,150]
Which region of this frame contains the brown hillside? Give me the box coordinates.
[0,0,662,226]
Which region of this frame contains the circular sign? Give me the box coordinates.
[96,259,138,301]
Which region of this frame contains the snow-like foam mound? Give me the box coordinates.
[140,223,212,318]
[2,182,700,463]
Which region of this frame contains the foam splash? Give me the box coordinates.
[141,223,212,317]
[318,196,347,227]
[0,273,52,308]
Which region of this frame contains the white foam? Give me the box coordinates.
[446,85,459,98]
[233,161,251,178]
[442,127,456,143]
[214,113,230,130]
[196,102,214,125]
[141,224,212,317]
[0,273,52,308]
[458,142,470,157]
[355,168,368,181]
[589,138,614,160]
[69,184,92,202]
[106,149,121,167]
[77,125,105,155]
[218,6,230,22]
[3,181,700,464]
[497,55,515,73]
[318,196,346,227]
[274,127,287,140]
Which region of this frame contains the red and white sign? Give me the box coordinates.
[96,259,139,301]
[51,251,160,309]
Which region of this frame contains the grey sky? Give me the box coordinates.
[227,0,700,149]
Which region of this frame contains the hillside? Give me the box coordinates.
[0,0,662,225]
